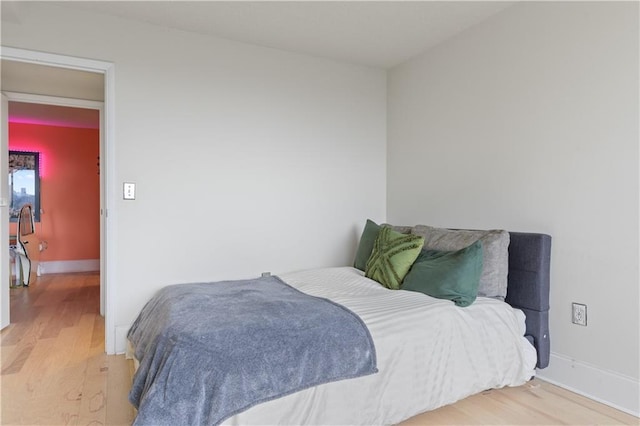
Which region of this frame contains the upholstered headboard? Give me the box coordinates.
[505,232,552,369]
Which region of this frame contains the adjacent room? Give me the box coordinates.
[1,1,638,425]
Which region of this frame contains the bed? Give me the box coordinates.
[127,224,551,425]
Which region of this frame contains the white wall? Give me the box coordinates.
[388,2,639,414]
[1,3,386,351]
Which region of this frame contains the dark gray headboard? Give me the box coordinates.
[505,232,552,369]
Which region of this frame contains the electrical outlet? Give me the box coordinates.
[572,303,587,326]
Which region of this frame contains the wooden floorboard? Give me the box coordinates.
[401,379,639,425]
[1,272,637,425]
[0,273,135,426]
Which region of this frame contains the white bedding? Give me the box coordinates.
[225,267,537,425]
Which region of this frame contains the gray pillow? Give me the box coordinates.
[382,224,412,235]
[411,225,510,300]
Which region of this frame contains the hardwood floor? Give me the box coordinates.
[401,380,638,425]
[1,273,637,425]
[1,273,134,425]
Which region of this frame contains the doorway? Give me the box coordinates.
[7,96,102,298]
[0,47,116,353]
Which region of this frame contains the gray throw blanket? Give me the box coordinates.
[128,275,377,425]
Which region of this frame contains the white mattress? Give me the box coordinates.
[224,267,537,425]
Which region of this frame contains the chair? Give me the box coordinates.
[14,204,39,286]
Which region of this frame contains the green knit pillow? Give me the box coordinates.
[365,226,424,290]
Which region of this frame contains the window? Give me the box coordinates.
[8,150,41,222]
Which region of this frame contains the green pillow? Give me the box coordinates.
[354,219,381,271]
[401,241,483,307]
[365,226,424,290]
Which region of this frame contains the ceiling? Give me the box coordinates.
[9,102,100,130]
[60,1,514,69]
[1,61,105,102]
[3,1,514,128]
[2,60,103,129]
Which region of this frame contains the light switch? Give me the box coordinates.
[123,182,136,200]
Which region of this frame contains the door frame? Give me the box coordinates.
[1,94,9,329]
[1,46,118,354]
[4,91,105,312]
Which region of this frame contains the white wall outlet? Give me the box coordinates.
[123,182,136,200]
[261,272,271,278]
[572,303,587,326]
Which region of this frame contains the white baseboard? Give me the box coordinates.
[114,325,131,355]
[40,259,100,274]
[537,352,640,417]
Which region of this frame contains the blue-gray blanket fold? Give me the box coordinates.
[128,275,377,425]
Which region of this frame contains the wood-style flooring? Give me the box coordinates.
[1,272,638,425]
[402,380,638,425]
[1,273,134,425]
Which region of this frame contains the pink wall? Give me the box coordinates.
[9,122,100,262]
